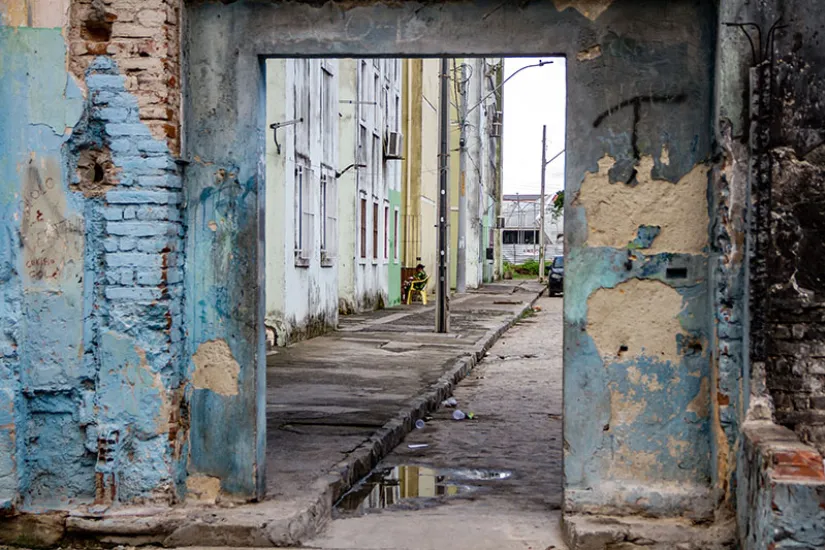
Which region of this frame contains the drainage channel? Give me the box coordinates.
[334,465,512,515]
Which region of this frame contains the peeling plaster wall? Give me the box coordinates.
[181,0,720,520]
[0,16,87,508]
[563,2,718,519]
[1,0,187,510]
[183,2,266,498]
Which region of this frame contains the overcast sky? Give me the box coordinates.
[502,57,566,196]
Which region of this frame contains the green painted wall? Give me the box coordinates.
[388,189,402,305]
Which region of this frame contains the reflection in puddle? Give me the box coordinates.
[336,465,512,513]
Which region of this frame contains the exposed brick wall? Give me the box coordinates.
[766,146,825,454]
[764,18,825,456]
[64,56,186,504]
[62,0,186,504]
[69,0,181,155]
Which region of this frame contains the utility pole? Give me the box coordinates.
[538,125,547,283]
[456,61,468,294]
[436,58,450,333]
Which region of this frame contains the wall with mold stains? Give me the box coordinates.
[0,7,86,509]
[264,58,340,347]
[759,0,825,458]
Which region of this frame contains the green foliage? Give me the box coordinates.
[551,190,564,220]
[514,259,540,275]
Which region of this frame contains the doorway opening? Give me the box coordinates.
[261,56,567,516]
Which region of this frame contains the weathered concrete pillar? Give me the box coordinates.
[561,0,720,529]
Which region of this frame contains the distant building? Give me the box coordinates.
[264,59,341,346]
[337,59,404,313]
[449,58,503,288]
[501,194,563,264]
[399,59,442,297]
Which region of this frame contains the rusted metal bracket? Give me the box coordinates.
[270,118,303,155]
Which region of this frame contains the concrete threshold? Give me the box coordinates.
[562,513,736,550]
[5,282,544,548]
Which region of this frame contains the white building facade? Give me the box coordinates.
[265,58,340,346]
[501,194,563,265]
[465,58,503,286]
[338,58,403,312]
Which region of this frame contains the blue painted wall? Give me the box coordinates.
[561,1,719,519]
[1,23,86,509]
[184,8,267,498]
[1,11,186,508]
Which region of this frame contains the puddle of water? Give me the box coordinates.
[336,465,512,513]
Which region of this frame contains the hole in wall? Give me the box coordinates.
[666,267,688,279]
[73,148,118,197]
[80,0,114,42]
[82,20,112,42]
[93,162,105,184]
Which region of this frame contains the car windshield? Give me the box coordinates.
[552,256,564,268]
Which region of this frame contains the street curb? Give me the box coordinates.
[7,285,544,548]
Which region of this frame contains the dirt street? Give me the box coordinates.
[306,295,566,550]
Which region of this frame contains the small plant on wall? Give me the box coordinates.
[551,190,564,221]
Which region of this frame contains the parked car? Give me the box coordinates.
[547,255,563,296]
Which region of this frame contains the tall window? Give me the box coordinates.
[295,165,303,253]
[359,61,368,123]
[374,74,380,127]
[360,197,367,259]
[320,171,337,259]
[295,163,314,260]
[394,208,400,261]
[384,205,389,259]
[394,94,400,132]
[372,135,380,194]
[359,125,368,165]
[321,65,335,165]
[372,202,379,260]
[295,59,311,157]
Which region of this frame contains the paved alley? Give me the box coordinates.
[259,281,546,543]
[304,295,565,550]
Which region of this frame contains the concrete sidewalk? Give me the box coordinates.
[266,280,546,504]
[21,281,544,548]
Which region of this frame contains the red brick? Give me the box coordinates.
[772,449,825,480]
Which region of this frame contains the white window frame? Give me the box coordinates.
[372,199,379,262]
[373,72,381,127]
[393,206,400,263]
[383,201,390,261]
[359,60,368,123]
[320,168,337,265]
[320,62,336,167]
[294,59,311,158]
[359,192,368,262]
[294,160,314,265]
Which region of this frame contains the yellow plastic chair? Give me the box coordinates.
[406,276,429,305]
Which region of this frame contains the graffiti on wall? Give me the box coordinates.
[20,156,84,286]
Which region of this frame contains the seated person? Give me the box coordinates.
[403,263,428,298]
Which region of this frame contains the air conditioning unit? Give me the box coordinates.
[384,131,404,160]
[488,110,502,138]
